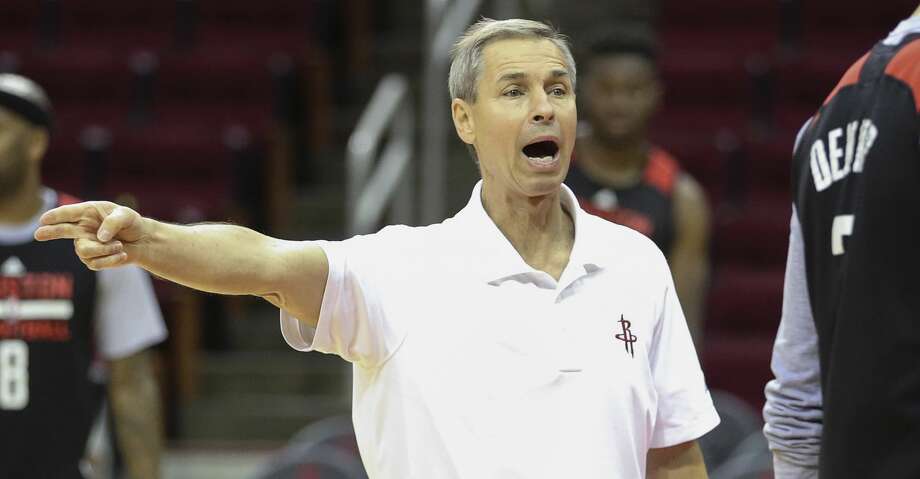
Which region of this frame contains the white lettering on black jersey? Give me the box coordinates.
[809,119,878,191]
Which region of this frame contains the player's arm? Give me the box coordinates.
[108,349,162,479]
[646,441,708,478]
[34,201,327,327]
[669,174,710,349]
[763,207,821,478]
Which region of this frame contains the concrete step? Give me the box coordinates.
[163,445,276,479]
[181,392,350,441]
[197,350,349,397]
[223,300,295,350]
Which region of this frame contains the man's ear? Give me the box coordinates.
[451,98,475,145]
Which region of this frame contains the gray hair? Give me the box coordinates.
[448,18,577,103]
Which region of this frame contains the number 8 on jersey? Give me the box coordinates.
[0,339,29,410]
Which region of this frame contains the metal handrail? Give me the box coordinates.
[346,73,414,236]
[349,0,520,231]
[420,0,484,225]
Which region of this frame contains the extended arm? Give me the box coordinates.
[34,202,328,327]
[647,441,708,479]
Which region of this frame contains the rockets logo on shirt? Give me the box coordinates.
[0,256,74,342]
[614,314,637,358]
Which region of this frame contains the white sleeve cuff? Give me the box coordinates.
[280,310,318,351]
[649,389,721,448]
[278,240,339,355]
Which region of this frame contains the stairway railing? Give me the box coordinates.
[346,73,414,236]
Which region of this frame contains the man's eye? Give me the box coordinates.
[504,89,522,97]
[551,87,567,96]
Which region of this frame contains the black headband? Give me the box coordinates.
[0,88,53,130]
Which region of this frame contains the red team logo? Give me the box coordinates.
[0,257,74,342]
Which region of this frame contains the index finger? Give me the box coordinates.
[34,224,97,242]
[39,203,96,226]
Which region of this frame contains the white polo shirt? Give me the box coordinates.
[281,181,719,478]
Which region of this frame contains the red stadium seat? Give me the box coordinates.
[712,191,791,268]
[660,28,777,65]
[702,334,777,412]
[660,0,780,30]
[13,47,133,106]
[154,49,277,106]
[706,267,785,335]
[659,53,750,106]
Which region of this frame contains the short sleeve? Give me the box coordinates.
[94,266,168,359]
[648,258,720,448]
[279,237,404,368]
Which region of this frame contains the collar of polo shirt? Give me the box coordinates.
[452,180,608,285]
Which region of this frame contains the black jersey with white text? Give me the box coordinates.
[0,191,103,479]
[566,146,681,255]
[792,32,920,478]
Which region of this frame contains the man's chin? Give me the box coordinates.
[518,171,567,198]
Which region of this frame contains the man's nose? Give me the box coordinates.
[531,91,555,123]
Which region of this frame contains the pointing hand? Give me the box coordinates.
[34,201,150,270]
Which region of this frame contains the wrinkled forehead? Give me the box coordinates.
[480,38,572,81]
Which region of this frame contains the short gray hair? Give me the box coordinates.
[448,18,577,103]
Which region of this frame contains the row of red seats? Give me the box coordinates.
[0,0,319,223]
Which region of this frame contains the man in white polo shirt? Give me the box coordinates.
[34,18,718,478]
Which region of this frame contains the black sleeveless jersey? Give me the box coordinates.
[792,33,920,478]
[0,192,102,478]
[566,146,680,255]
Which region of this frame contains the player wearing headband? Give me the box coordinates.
[0,73,167,479]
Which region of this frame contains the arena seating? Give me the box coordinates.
[0,0,339,439]
[0,1,338,225]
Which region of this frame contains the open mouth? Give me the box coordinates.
[521,139,561,169]
[522,140,559,160]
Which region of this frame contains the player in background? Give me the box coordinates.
[566,25,710,347]
[0,74,167,478]
[764,5,920,478]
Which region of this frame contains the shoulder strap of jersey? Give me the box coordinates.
[860,41,900,84]
[643,147,680,196]
[883,33,920,115]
